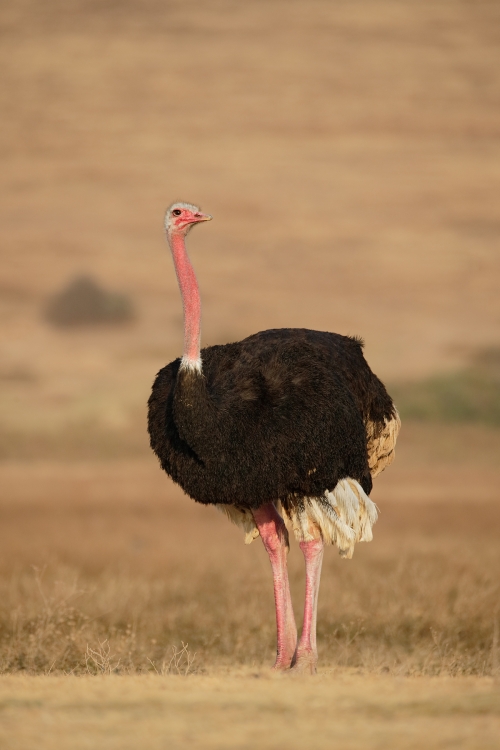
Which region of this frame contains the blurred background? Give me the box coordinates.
[0,0,499,675]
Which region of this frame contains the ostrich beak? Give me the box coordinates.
[193,212,212,223]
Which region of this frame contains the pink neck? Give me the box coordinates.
[168,231,202,372]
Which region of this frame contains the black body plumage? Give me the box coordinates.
[148,328,396,510]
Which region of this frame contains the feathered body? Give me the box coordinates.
[148,327,397,509]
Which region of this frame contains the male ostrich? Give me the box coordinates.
[148,202,400,673]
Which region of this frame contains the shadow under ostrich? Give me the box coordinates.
[148,202,400,673]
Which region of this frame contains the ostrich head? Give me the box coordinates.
[165,202,212,235]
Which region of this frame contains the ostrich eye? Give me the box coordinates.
[172,209,182,217]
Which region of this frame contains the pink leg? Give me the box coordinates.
[253,504,297,669]
[293,538,324,674]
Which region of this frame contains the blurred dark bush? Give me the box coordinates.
[392,347,500,427]
[44,275,135,327]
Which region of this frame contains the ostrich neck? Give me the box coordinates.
[168,231,202,372]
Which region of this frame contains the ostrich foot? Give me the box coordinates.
[272,620,297,670]
[272,642,297,671]
[290,649,317,675]
[273,657,296,671]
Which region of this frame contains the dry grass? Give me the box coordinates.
[1,457,500,748]
[0,458,499,678]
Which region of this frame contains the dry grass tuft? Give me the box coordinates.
[148,642,197,676]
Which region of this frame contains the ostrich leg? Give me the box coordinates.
[253,504,297,669]
[292,537,324,674]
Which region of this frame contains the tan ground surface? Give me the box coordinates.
[1,673,499,750]
[0,455,499,670]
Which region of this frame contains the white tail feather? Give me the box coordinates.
[216,478,378,558]
[216,504,259,544]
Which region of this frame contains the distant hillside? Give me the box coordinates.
[392,349,500,427]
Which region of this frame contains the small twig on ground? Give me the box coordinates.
[149,642,196,676]
[85,639,120,675]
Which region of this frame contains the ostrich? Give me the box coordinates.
[148,202,400,673]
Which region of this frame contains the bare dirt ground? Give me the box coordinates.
[1,672,500,750]
[1,0,500,747]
